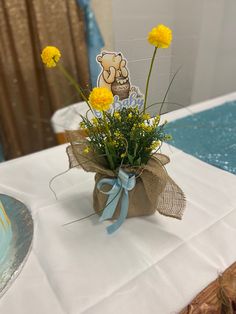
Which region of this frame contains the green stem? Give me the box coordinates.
[102,111,114,169]
[57,63,93,112]
[102,111,111,141]
[143,47,158,113]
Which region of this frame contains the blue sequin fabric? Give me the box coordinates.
[167,101,236,174]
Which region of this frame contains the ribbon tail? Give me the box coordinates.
[106,190,129,234]
[99,185,122,222]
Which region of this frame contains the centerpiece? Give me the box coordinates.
[41,24,186,234]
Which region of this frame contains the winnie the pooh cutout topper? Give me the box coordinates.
[96,51,143,102]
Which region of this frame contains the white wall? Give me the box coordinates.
[111,0,236,114]
[192,0,236,104]
[92,0,114,51]
[168,1,204,111]
[112,0,174,115]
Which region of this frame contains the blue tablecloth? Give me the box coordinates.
[167,101,236,174]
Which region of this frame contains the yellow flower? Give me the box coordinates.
[83,146,90,154]
[153,115,160,126]
[114,112,121,120]
[140,122,152,132]
[80,121,86,129]
[142,113,150,120]
[148,24,172,48]
[128,113,133,119]
[41,46,61,68]
[92,117,98,125]
[89,87,114,111]
[114,130,120,137]
[150,140,161,150]
[131,123,137,132]
[165,134,172,141]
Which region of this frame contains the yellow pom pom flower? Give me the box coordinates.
[89,87,114,111]
[148,24,172,48]
[41,46,61,68]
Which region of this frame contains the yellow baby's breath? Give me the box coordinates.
[165,134,173,141]
[80,121,86,129]
[128,113,133,119]
[140,123,152,132]
[83,146,90,154]
[114,130,122,138]
[89,87,114,111]
[92,118,98,125]
[153,115,160,126]
[114,112,121,120]
[41,46,61,68]
[150,140,161,150]
[148,24,172,48]
[142,113,150,120]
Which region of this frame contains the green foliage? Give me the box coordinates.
[80,107,172,170]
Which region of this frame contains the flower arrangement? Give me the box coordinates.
[42,24,185,234]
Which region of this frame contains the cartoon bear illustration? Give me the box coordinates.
[97,51,130,100]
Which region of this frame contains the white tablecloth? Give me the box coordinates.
[0,93,236,314]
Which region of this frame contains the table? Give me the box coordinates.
[0,93,236,314]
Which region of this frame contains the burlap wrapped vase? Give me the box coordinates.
[66,130,186,224]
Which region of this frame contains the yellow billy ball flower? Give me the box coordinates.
[41,46,61,68]
[89,87,114,111]
[148,24,172,48]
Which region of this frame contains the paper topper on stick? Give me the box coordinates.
[96,51,142,101]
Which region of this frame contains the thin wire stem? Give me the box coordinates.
[57,63,93,113]
[159,67,181,115]
[102,111,112,142]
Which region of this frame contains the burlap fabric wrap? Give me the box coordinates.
[66,130,186,220]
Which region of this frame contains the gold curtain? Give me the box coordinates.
[0,0,90,160]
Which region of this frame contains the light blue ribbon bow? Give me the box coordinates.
[97,169,136,234]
